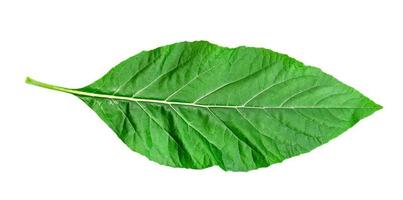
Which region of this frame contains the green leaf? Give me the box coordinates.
[26,41,381,171]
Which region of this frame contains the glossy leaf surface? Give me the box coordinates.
[26,41,381,171]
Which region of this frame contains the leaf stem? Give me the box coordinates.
[25,77,76,94]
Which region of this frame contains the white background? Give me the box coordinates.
[1,0,402,199]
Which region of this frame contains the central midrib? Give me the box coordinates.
[25,77,377,110]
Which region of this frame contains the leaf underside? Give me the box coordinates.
[28,41,381,171]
